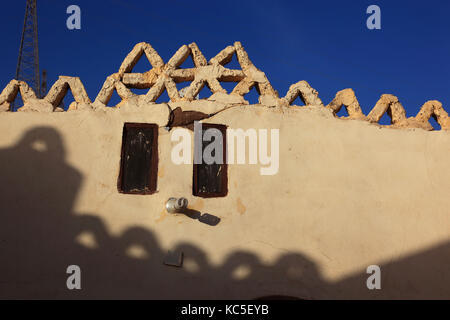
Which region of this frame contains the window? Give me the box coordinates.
[118,123,158,194]
[193,123,228,198]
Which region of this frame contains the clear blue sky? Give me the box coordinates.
[1,0,449,127]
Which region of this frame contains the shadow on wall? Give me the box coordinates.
[0,127,449,299]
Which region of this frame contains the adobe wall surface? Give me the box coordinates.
[0,104,449,299]
[0,42,449,299]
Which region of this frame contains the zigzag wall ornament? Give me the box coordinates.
[0,41,448,131]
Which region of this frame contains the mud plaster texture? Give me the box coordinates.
[0,42,450,299]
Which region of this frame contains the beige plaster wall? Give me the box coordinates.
[0,104,449,299]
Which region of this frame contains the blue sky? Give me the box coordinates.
[1,0,449,127]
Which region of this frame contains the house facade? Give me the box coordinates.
[0,42,449,299]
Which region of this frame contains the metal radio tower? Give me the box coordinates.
[14,0,41,109]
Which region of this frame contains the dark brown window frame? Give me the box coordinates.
[193,123,228,198]
[117,123,159,195]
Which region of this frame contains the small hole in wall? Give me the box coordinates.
[429,115,441,130]
[378,112,392,125]
[243,85,260,104]
[155,89,170,104]
[336,106,349,117]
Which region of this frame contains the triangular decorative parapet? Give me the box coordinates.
[0,80,37,111]
[0,41,448,131]
[113,41,277,104]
